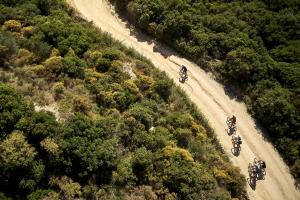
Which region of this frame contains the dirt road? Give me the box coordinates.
[67,0,300,199]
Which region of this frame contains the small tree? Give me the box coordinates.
[114,91,136,111]
[49,176,82,200]
[132,147,153,183]
[95,57,111,72]
[14,48,35,67]
[44,56,63,74]
[40,137,59,155]
[52,82,65,100]
[154,79,173,101]
[0,192,12,200]
[62,55,86,78]
[137,75,154,91]
[113,156,137,186]
[22,26,35,37]
[0,31,18,62]
[28,189,58,200]
[102,49,120,61]
[4,20,21,32]
[0,84,32,136]
[0,131,37,170]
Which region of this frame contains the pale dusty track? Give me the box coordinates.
[67,0,300,199]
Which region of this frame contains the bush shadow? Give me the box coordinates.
[112,4,184,60]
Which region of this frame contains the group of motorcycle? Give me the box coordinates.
[179,65,266,189]
[227,116,266,189]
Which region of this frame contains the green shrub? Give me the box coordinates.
[154,79,173,101]
[102,49,120,61]
[14,48,35,67]
[52,82,64,99]
[113,156,137,186]
[0,84,32,136]
[62,55,86,78]
[44,56,63,74]
[114,91,137,111]
[95,57,111,72]
[27,189,56,200]
[0,131,37,169]
[3,20,21,32]
[24,37,51,61]
[0,192,12,200]
[0,31,18,59]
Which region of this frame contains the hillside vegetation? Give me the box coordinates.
[112,0,300,184]
[0,0,247,199]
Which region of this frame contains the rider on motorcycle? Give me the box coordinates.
[237,135,242,144]
[254,160,266,173]
[181,65,187,74]
[231,115,236,125]
[233,134,242,145]
[254,163,261,173]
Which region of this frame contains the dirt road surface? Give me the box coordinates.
[67,0,300,199]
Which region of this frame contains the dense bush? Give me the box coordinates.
[0,0,247,199]
[114,0,300,184]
